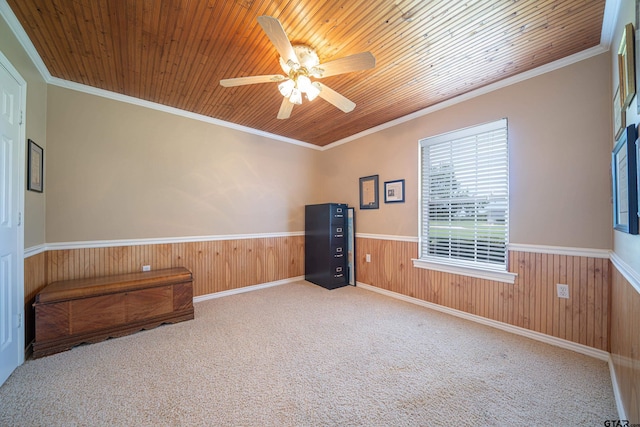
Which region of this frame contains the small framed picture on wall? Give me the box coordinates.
[27,139,43,193]
[384,179,405,203]
[359,175,379,209]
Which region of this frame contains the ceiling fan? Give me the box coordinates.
[220,16,376,120]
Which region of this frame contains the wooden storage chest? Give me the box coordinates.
[33,267,194,358]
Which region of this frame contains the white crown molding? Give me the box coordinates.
[610,252,640,294]
[508,243,611,259]
[193,276,303,303]
[600,0,621,49]
[1,0,612,150]
[0,1,52,80]
[322,44,609,150]
[24,232,304,256]
[357,281,610,361]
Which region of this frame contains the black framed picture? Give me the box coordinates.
[384,179,405,203]
[27,139,43,193]
[612,124,638,234]
[359,175,379,209]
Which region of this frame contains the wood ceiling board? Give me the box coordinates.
[6,0,606,146]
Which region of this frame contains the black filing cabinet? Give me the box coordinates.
[305,203,348,289]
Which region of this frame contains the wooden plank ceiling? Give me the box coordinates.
[8,0,605,147]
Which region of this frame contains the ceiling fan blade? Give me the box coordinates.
[257,16,298,66]
[314,52,376,78]
[277,97,294,119]
[315,82,356,113]
[220,75,285,87]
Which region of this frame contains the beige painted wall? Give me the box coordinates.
[46,86,321,242]
[0,12,47,248]
[320,53,612,250]
[612,1,640,275]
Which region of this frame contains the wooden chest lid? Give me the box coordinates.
[34,267,193,305]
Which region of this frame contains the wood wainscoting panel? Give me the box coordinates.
[47,244,174,282]
[24,252,47,348]
[355,237,610,351]
[44,235,304,298]
[610,267,640,423]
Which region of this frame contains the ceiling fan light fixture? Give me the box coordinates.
[305,81,321,101]
[297,75,312,93]
[278,79,295,97]
[289,87,303,105]
[309,67,323,78]
[287,59,299,70]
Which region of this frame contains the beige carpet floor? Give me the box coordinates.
[0,281,616,426]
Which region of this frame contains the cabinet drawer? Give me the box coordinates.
[332,245,345,260]
[332,225,345,239]
[331,205,346,221]
[330,264,346,282]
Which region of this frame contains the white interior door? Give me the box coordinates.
[0,54,25,387]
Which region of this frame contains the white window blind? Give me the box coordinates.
[419,119,509,271]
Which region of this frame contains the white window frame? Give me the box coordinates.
[412,119,517,284]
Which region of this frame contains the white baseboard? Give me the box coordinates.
[193,276,303,303]
[608,355,627,422]
[356,281,610,361]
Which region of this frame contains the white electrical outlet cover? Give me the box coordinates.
[556,284,569,298]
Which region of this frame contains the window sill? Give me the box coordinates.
[411,258,517,284]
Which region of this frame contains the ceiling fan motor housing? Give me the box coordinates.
[280,45,321,76]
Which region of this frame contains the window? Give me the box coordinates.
[413,119,516,284]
